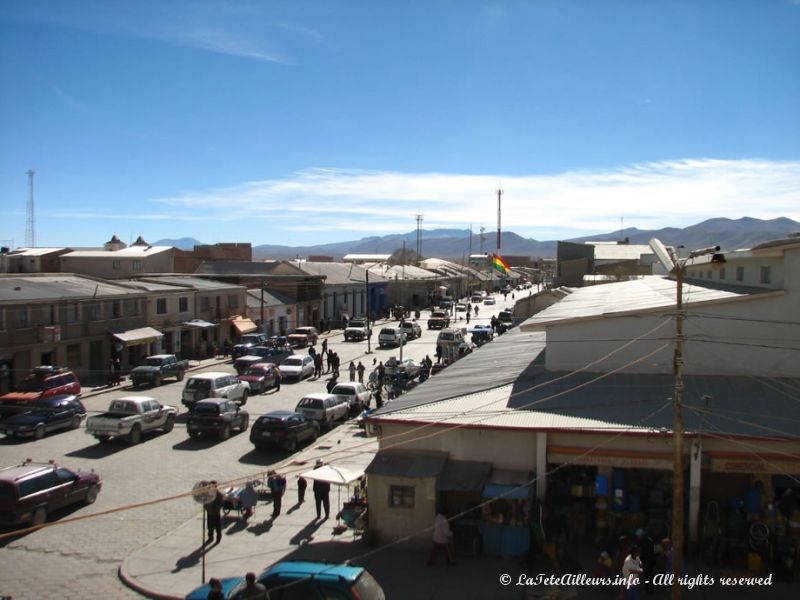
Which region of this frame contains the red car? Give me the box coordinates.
[0,366,81,418]
[237,363,280,394]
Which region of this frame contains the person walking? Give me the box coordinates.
[297,475,307,504]
[313,460,331,519]
[326,375,338,393]
[326,349,333,373]
[321,337,328,355]
[274,366,281,391]
[314,353,323,378]
[348,361,356,382]
[332,352,340,377]
[621,545,643,600]
[356,361,365,384]
[427,509,455,566]
[267,470,287,518]
[466,310,470,324]
[205,483,223,544]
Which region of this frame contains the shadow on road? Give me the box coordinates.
[238,448,284,466]
[65,441,129,459]
[172,437,219,451]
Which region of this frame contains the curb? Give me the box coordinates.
[118,559,183,600]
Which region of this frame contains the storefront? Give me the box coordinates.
[480,469,533,556]
[436,460,492,557]
[111,327,164,370]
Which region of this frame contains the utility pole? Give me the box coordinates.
[671,245,719,600]
[414,213,424,258]
[365,267,372,354]
[26,169,35,247]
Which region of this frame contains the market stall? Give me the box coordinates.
[300,463,366,534]
[480,469,533,556]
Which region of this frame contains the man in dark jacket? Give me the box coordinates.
[205,483,223,544]
[313,460,331,519]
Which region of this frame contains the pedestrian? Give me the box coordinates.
[357,361,365,383]
[308,345,316,358]
[326,375,338,393]
[274,366,281,391]
[267,470,287,518]
[297,475,307,504]
[374,387,383,409]
[314,353,323,378]
[376,361,385,387]
[348,361,356,382]
[107,358,115,386]
[427,509,455,566]
[474,304,478,316]
[466,311,470,324]
[332,352,340,377]
[326,349,333,373]
[435,345,442,363]
[222,339,231,358]
[205,482,223,544]
[238,480,258,521]
[239,572,266,600]
[313,460,331,519]
[621,545,643,600]
[634,528,655,595]
[321,337,328,354]
[206,577,225,600]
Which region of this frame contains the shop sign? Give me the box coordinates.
[548,449,673,471]
[710,457,800,474]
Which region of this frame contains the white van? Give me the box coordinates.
[436,328,465,347]
[378,326,406,348]
[295,393,349,428]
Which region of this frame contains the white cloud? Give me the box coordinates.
[145,159,800,239]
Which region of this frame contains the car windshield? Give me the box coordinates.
[331,386,354,396]
[349,320,366,328]
[185,379,211,391]
[298,398,323,409]
[244,367,268,376]
[380,329,395,335]
[109,400,138,413]
[0,482,16,502]
[20,377,46,392]
[142,357,165,366]
[193,403,220,415]
[439,333,454,341]
[283,358,301,367]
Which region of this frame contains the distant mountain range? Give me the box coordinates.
[154,217,800,260]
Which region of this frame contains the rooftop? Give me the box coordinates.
[0,273,145,302]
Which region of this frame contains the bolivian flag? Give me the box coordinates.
[492,253,511,274]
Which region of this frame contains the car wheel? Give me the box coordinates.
[71,415,82,430]
[240,416,249,432]
[219,424,231,441]
[34,425,45,440]
[311,426,319,442]
[153,376,162,387]
[189,430,201,439]
[162,415,175,434]
[176,370,185,382]
[127,425,142,445]
[85,484,99,505]
[287,438,297,453]
[96,435,111,444]
[31,507,47,527]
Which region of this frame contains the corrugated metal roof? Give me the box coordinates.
[7,247,68,256]
[138,276,242,291]
[589,244,654,261]
[62,246,173,258]
[246,289,295,307]
[290,261,388,285]
[365,450,448,478]
[366,264,439,280]
[521,276,756,330]
[0,274,144,301]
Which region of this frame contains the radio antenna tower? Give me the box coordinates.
[414,213,424,257]
[26,169,36,247]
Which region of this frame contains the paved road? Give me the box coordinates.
[0,295,515,599]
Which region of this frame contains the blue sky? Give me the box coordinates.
[1,0,799,249]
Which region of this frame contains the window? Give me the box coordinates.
[40,305,55,326]
[88,302,102,321]
[15,307,30,329]
[125,299,141,317]
[112,301,122,319]
[389,485,415,508]
[227,295,239,309]
[132,260,143,271]
[112,259,121,270]
[156,298,167,314]
[178,297,189,313]
[199,296,210,311]
[736,266,744,282]
[718,268,725,280]
[760,266,771,284]
[66,303,81,323]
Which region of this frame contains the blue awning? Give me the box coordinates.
[482,484,530,500]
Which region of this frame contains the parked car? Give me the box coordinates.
[279,355,315,381]
[438,296,454,309]
[383,357,421,379]
[483,296,496,305]
[234,344,294,374]
[470,324,494,346]
[287,326,319,348]
[428,310,450,330]
[295,393,349,429]
[471,294,483,303]
[249,410,319,453]
[378,326,406,348]
[498,309,514,328]
[237,363,280,394]
[185,560,386,600]
[130,354,190,387]
[186,399,249,441]
[330,382,371,414]
[181,372,250,410]
[455,302,468,312]
[231,333,268,359]
[0,459,102,527]
[0,366,81,418]
[86,396,177,444]
[399,320,422,340]
[0,395,86,440]
[437,327,466,347]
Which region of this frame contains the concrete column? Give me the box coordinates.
[536,431,547,500]
[689,439,702,546]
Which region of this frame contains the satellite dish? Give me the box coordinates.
[649,238,675,273]
[192,480,217,505]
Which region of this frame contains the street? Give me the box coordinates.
[0,295,516,599]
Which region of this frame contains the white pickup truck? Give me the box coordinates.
[86,396,178,445]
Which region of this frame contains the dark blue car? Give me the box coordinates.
[185,561,385,600]
[0,395,86,440]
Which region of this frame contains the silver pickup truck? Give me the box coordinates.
[86,396,177,445]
